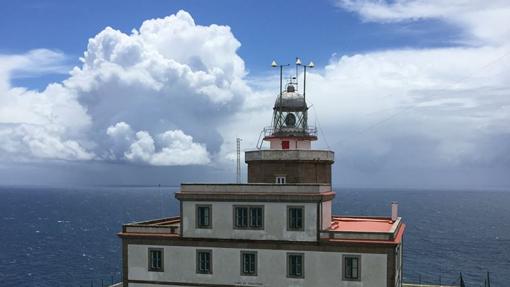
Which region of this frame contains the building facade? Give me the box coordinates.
[118,63,405,287]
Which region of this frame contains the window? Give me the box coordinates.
[275,176,286,184]
[287,206,304,231]
[234,206,264,229]
[196,205,212,228]
[282,140,290,149]
[196,250,212,274]
[343,255,361,281]
[240,251,257,276]
[287,253,304,278]
[148,248,163,272]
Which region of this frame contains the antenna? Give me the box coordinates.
[303,61,314,102]
[295,57,301,90]
[271,60,290,113]
[236,138,242,183]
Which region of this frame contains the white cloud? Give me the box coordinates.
[107,122,210,165]
[0,10,248,166]
[0,49,68,82]
[337,0,510,44]
[1,7,509,187]
[0,53,93,161]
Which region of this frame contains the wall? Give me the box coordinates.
[247,161,332,184]
[269,138,311,150]
[127,245,388,287]
[181,201,318,242]
[321,200,332,230]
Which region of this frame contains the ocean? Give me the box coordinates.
[0,186,509,286]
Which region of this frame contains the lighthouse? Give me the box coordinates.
[117,58,405,287]
[247,59,333,185]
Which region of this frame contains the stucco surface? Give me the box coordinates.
[127,245,388,287]
[182,201,318,241]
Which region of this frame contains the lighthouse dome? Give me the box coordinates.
[274,85,307,112]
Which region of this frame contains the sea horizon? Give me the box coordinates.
[1,185,509,286]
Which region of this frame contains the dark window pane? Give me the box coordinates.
[197,206,211,228]
[250,207,263,228]
[149,249,162,271]
[197,251,211,274]
[289,207,303,230]
[288,254,304,277]
[344,256,360,280]
[242,253,256,275]
[235,207,249,228]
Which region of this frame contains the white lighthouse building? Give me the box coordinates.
[118,59,405,287]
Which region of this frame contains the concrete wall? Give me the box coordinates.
[321,200,332,230]
[268,138,311,150]
[182,201,318,242]
[127,245,388,287]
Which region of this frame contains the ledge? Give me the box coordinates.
[180,183,331,193]
[122,216,180,235]
[245,149,334,162]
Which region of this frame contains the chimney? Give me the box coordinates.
[391,202,399,222]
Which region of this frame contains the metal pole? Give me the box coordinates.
[295,58,299,91]
[303,65,307,103]
[279,65,283,108]
[236,138,242,183]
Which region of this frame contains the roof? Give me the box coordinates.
[274,91,307,112]
[330,217,396,233]
[320,216,404,244]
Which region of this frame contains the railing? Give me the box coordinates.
[261,126,317,138]
[256,126,318,149]
[404,270,495,287]
[73,273,122,287]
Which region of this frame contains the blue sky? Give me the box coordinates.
[2,0,461,89]
[0,0,509,188]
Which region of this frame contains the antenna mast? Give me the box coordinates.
[236,137,242,183]
[296,58,314,102]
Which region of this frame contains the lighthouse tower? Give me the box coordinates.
[246,60,333,184]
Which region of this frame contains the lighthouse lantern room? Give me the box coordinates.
[264,58,317,151]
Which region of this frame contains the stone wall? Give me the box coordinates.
[247,161,332,184]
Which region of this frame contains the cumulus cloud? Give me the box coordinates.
[0,51,93,161]
[0,10,248,166]
[106,122,210,165]
[1,7,509,187]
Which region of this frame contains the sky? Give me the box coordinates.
[0,0,509,189]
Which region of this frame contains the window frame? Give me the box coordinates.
[196,249,213,274]
[147,248,164,272]
[342,255,361,281]
[196,204,212,229]
[287,205,305,231]
[233,205,264,230]
[286,252,305,279]
[275,176,286,184]
[240,251,258,276]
